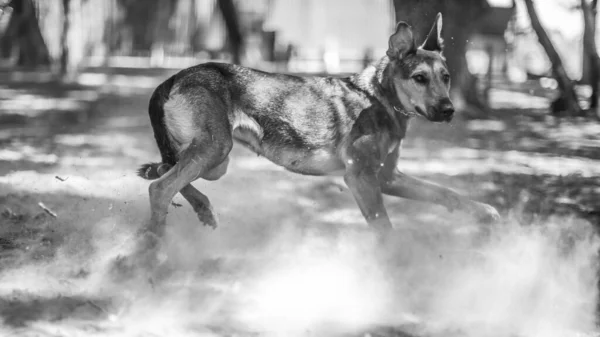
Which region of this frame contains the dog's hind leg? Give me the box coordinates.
[117,138,230,275]
[146,135,232,241]
[179,185,218,228]
[155,158,230,229]
[182,156,230,228]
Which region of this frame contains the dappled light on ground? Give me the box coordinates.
[0,94,88,115]
[398,147,600,176]
[0,178,597,337]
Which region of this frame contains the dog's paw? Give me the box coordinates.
[195,207,218,229]
[472,202,500,224]
[109,231,167,282]
[110,253,153,282]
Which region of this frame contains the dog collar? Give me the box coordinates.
[393,105,417,118]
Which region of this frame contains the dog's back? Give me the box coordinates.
[148,62,381,176]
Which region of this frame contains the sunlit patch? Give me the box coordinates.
[0,170,145,200]
[466,120,506,132]
[237,237,387,334]
[76,73,163,89]
[53,133,150,162]
[0,147,58,164]
[0,94,87,114]
[488,89,550,109]
[249,261,358,325]
[397,147,600,177]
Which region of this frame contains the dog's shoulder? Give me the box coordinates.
[351,101,407,136]
[340,102,407,164]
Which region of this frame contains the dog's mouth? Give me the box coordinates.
[415,106,430,119]
[415,106,453,123]
[427,107,454,123]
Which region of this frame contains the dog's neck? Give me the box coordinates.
[350,56,410,122]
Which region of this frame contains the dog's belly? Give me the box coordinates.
[232,114,345,176]
[274,147,346,176]
[234,131,345,175]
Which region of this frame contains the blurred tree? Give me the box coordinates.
[112,0,178,55]
[0,0,50,67]
[217,0,243,64]
[188,0,201,52]
[581,0,600,117]
[153,0,179,52]
[60,0,70,75]
[523,0,582,116]
[392,0,489,117]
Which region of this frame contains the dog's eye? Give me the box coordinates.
[443,74,451,83]
[412,74,427,84]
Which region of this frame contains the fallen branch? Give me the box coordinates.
[86,299,108,314]
[38,202,57,218]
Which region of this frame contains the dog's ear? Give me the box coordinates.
[421,12,444,52]
[387,22,416,60]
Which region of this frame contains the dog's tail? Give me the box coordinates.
[137,162,164,180]
[138,76,178,180]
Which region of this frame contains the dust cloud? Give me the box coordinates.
[226,218,599,337]
[0,174,598,337]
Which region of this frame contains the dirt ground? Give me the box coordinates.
[1,69,600,337]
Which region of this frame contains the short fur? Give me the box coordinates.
[137,13,499,238]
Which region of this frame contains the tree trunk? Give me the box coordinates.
[189,0,201,52]
[524,0,582,116]
[0,0,51,67]
[217,0,243,65]
[114,0,178,55]
[60,0,70,76]
[391,0,489,116]
[581,0,600,116]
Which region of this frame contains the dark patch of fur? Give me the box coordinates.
[396,50,447,79]
[352,102,398,137]
[340,77,374,102]
[398,54,431,78]
[253,114,314,149]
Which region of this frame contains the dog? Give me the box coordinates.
[137,13,500,242]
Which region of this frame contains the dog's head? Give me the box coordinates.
[386,13,454,122]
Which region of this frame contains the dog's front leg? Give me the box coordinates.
[344,167,393,232]
[342,134,394,232]
[380,169,500,223]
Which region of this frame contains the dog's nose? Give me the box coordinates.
[439,101,454,119]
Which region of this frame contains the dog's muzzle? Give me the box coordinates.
[430,99,455,122]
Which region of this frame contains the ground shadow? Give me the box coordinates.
[0,295,111,328]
